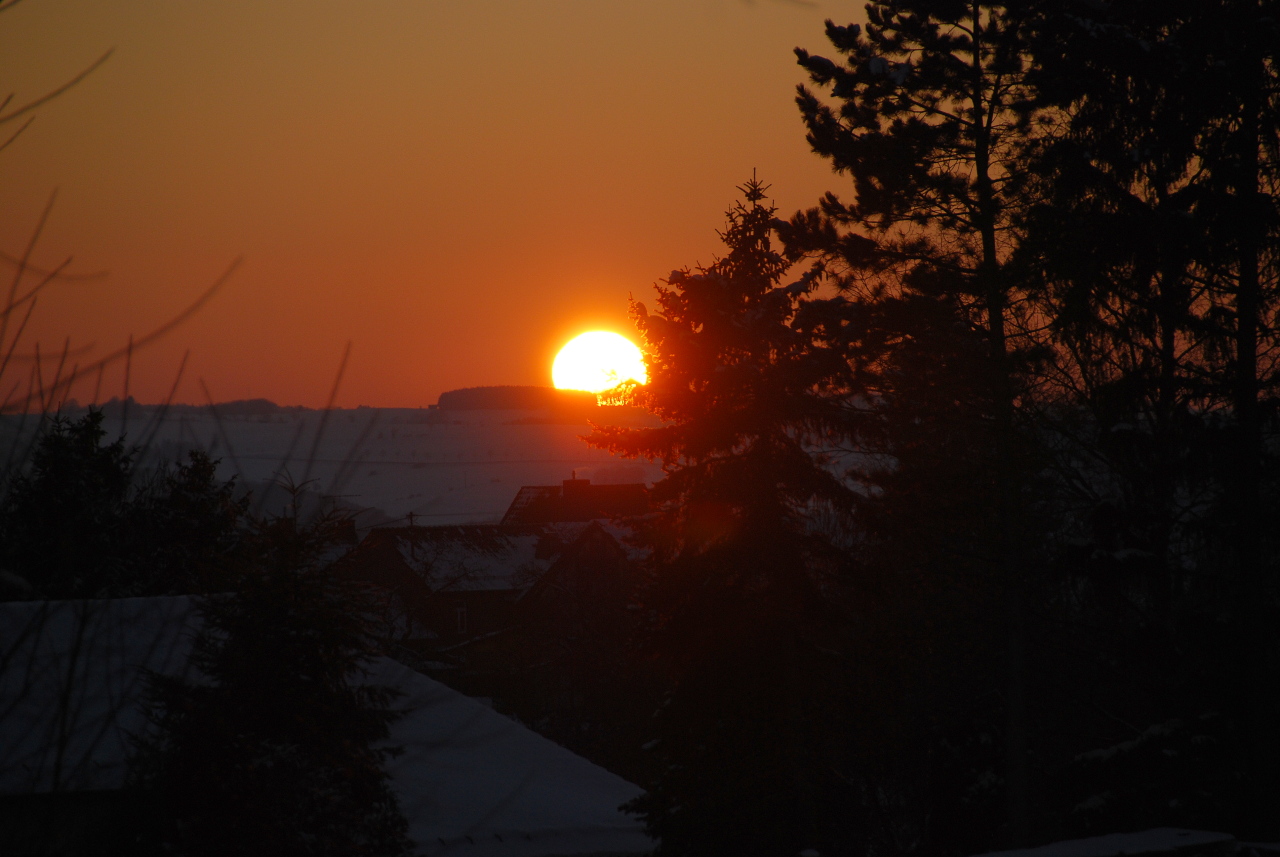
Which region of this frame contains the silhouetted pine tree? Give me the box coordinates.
[0,411,133,598]
[128,509,411,857]
[1021,0,1280,837]
[0,411,247,599]
[789,2,1052,844]
[781,0,1280,844]
[810,265,1020,853]
[122,448,248,594]
[589,179,859,857]
[1188,4,1280,835]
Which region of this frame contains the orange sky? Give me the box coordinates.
[0,0,861,408]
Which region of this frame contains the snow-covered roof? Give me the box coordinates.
[389,528,550,592]
[0,597,200,794]
[499,479,647,526]
[596,520,651,564]
[0,597,653,857]
[539,521,593,543]
[501,486,561,526]
[974,829,1237,857]
[378,657,651,857]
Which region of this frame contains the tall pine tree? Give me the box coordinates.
[789,2,1049,843]
[1023,0,1280,836]
[589,179,859,857]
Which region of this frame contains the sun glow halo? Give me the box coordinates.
[552,331,647,394]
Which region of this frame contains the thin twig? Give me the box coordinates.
[0,189,57,356]
[327,408,381,499]
[0,381,20,415]
[259,420,308,518]
[0,256,77,323]
[56,363,77,412]
[122,334,132,439]
[199,378,245,479]
[298,341,351,493]
[46,337,70,414]
[0,294,38,388]
[0,258,242,414]
[0,115,34,154]
[136,350,188,459]
[32,343,44,414]
[0,250,106,282]
[7,367,45,477]
[0,49,114,126]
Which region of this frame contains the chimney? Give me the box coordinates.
[562,474,591,502]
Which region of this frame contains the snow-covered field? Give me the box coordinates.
[1,406,664,526]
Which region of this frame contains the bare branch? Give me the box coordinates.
[0,251,107,282]
[0,258,242,414]
[0,256,73,325]
[0,115,34,154]
[299,341,352,491]
[0,49,114,126]
[0,294,38,386]
[198,378,246,479]
[0,190,58,356]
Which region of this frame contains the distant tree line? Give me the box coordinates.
[591,2,1280,855]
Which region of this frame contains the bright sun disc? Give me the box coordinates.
[552,331,647,393]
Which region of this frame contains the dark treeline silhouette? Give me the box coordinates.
[436,385,598,411]
[589,2,1280,856]
[0,412,246,600]
[0,413,411,856]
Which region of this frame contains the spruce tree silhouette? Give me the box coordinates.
[589,178,858,857]
[789,3,1048,844]
[781,1,1280,845]
[129,507,411,857]
[1021,1,1280,838]
[0,411,132,598]
[0,410,248,599]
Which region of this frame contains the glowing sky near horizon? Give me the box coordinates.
[0,0,858,408]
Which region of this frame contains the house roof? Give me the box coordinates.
[500,478,646,526]
[379,656,650,857]
[0,596,199,794]
[344,522,617,597]
[501,487,561,526]
[0,596,653,857]
[380,525,550,592]
[347,525,551,593]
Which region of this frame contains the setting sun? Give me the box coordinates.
[552,331,647,394]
